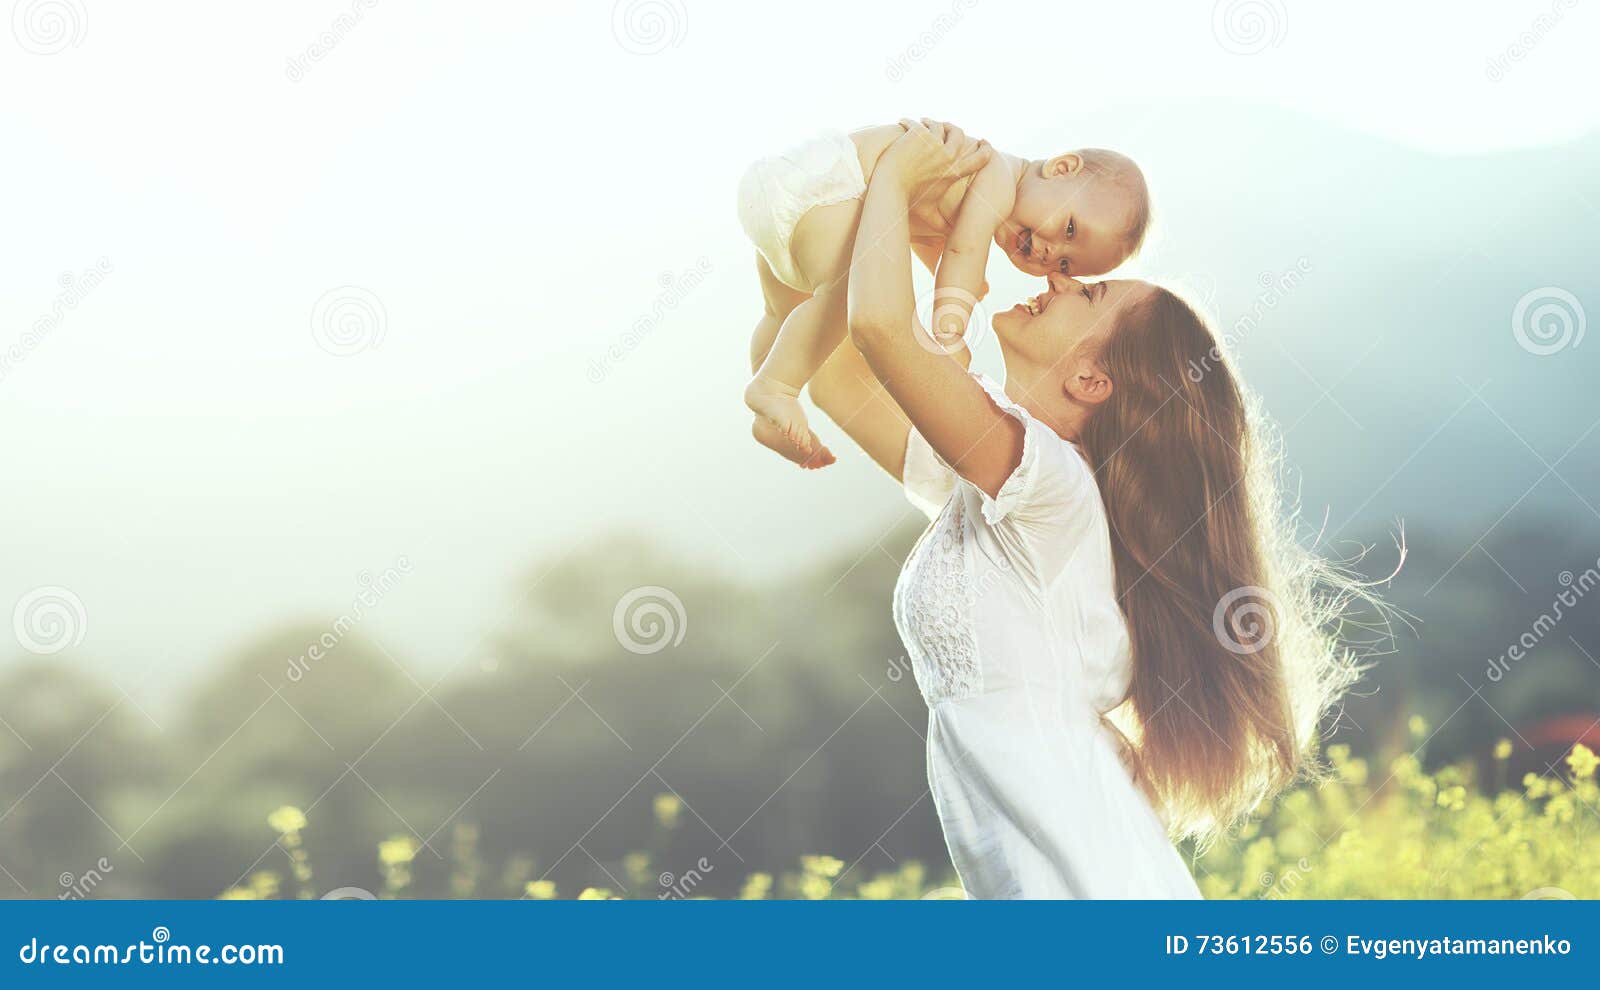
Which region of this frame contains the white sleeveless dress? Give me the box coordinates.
[893,373,1202,899]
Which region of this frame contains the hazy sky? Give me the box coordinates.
[3,0,1596,688]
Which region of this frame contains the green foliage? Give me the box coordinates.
[225,740,1600,900]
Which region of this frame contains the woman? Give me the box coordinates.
[808,121,1369,898]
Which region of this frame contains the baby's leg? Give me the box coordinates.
[745,199,859,459]
[748,256,835,468]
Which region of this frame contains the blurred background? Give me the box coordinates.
[2,0,1597,898]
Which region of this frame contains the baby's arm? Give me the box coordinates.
[931,161,1015,340]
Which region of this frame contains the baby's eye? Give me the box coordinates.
[1065,218,1076,238]
[1057,258,1070,274]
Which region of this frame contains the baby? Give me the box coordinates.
[737,120,1151,467]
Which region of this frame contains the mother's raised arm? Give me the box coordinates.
[847,121,1023,499]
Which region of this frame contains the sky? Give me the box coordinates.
[2,0,1597,689]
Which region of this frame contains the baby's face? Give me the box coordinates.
[993,166,1140,278]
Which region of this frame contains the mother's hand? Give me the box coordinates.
[880,118,993,203]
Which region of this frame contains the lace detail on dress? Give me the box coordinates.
[892,495,981,705]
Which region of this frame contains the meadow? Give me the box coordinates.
[225,732,1600,901]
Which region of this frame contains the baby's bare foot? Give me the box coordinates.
[744,378,816,454]
[752,418,835,469]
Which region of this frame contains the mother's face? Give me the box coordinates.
[991,275,1154,378]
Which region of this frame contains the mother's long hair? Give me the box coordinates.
[1080,286,1382,844]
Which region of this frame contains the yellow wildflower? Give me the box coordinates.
[1566,743,1598,780]
[652,794,682,830]
[267,806,307,835]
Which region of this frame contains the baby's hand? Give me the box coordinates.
[885,119,992,201]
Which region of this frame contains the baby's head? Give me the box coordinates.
[995,149,1149,278]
